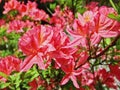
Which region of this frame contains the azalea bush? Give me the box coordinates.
[0,0,120,90]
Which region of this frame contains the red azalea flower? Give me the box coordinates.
[61,61,81,88]
[75,51,88,68]
[79,72,95,90]
[29,76,45,90]
[95,68,117,89]
[18,3,27,17]
[109,64,120,81]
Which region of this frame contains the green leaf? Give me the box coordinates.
[0,26,7,37]
[108,14,120,21]
[24,66,39,82]
[0,72,8,79]
[65,0,72,7]
[105,38,111,45]
[116,39,120,50]
[50,3,56,10]
[7,73,22,89]
[0,82,10,89]
[56,0,65,5]
[8,10,19,17]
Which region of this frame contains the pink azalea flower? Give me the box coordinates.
[48,29,78,69]
[0,56,22,82]
[86,1,99,12]
[67,10,98,47]
[67,6,120,47]
[77,63,95,89]
[24,20,34,29]
[99,6,116,15]
[29,9,49,21]
[18,1,38,18]
[50,6,74,30]
[50,30,75,58]
[77,11,95,26]
[3,0,20,14]
[0,19,5,26]
[7,20,25,33]
[18,3,27,17]
[50,16,65,29]
[67,11,95,47]
[19,25,55,71]
[26,1,37,12]
[91,7,119,45]
[78,71,95,89]
[94,8,117,33]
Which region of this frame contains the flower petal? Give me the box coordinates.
[60,74,70,85]
[99,30,118,38]
[70,75,80,88]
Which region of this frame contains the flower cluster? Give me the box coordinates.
[0,0,120,90]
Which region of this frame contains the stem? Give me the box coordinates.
[109,0,118,12]
[44,3,53,15]
[46,7,53,15]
